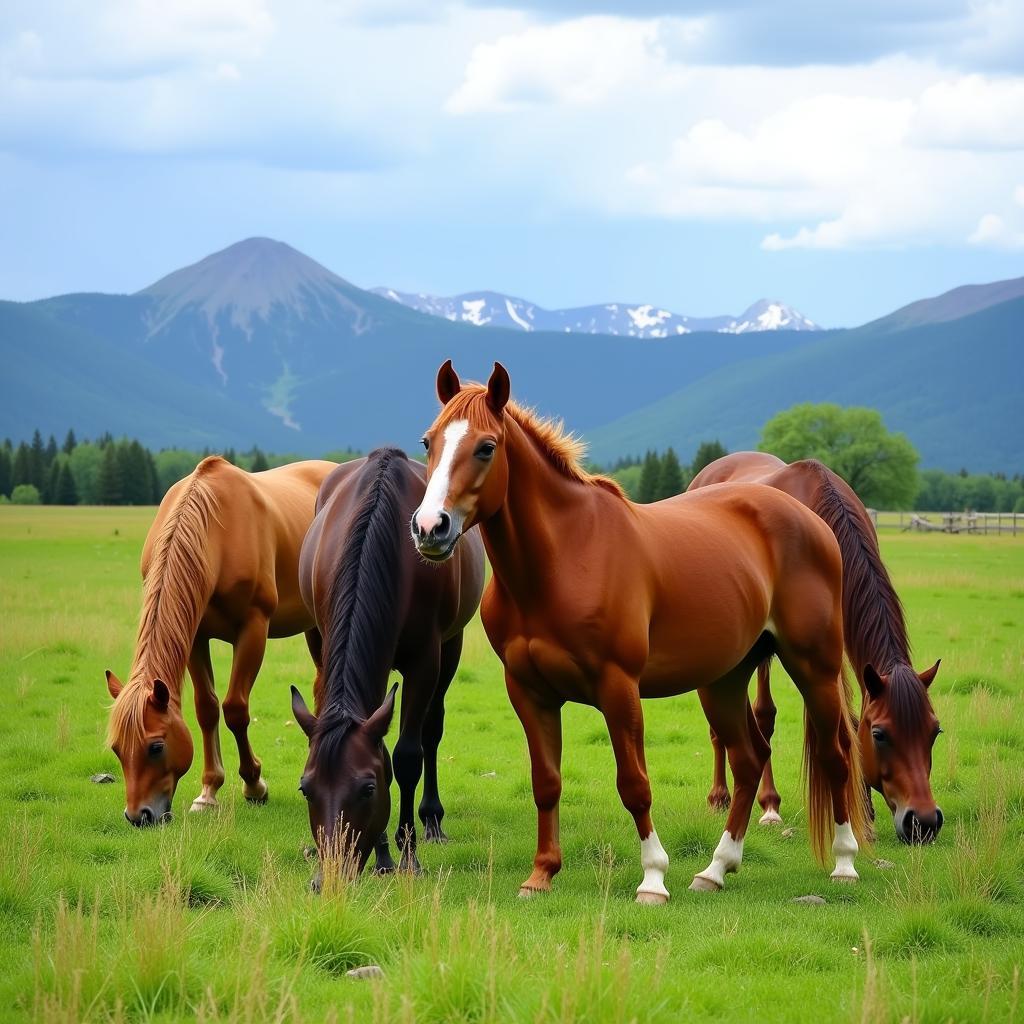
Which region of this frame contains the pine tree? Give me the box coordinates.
[146,450,160,503]
[98,444,124,505]
[13,443,31,488]
[62,429,77,455]
[29,430,46,490]
[250,448,270,472]
[691,439,729,477]
[223,448,237,465]
[45,434,58,468]
[657,447,685,500]
[119,441,155,505]
[0,446,11,498]
[56,463,79,505]
[637,451,661,504]
[45,460,62,505]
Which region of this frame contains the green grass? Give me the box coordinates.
[0,507,1022,1023]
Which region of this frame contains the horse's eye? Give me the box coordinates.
[360,780,376,801]
[421,436,430,452]
[871,727,889,745]
[148,740,165,758]
[475,441,496,461]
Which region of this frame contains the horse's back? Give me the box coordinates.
[688,451,786,489]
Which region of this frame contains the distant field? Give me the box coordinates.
[0,507,1022,1023]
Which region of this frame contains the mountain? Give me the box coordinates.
[586,296,1024,474]
[371,287,820,338]
[866,274,1024,332]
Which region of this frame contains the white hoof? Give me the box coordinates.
[244,778,268,803]
[189,796,219,813]
[636,890,669,905]
[759,809,783,826]
[518,886,543,899]
[689,873,722,893]
[831,868,859,884]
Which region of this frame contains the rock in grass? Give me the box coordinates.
[792,894,826,905]
[90,773,115,784]
[874,858,896,870]
[781,827,796,839]
[346,965,385,980]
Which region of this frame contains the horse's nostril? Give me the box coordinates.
[434,511,451,538]
[935,807,944,831]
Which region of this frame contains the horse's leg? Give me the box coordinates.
[392,650,441,873]
[420,632,462,843]
[222,611,270,803]
[188,637,225,812]
[598,666,670,905]
[304,627,324,706]
[705,699,731,811]
[690,670,770,893]
[753,659,783,825]
[506,673,563,897]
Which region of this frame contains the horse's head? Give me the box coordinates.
[858,660,943,843]
[411,360,510,562]
[104,670,193,826]
[291,684,396,887]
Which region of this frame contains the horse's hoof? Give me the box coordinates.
[636,890,669,906]
[707,791,731,812]
[423,827,449,844]
[374,864,397,876]
[759,809,783,826]
[689,874,722,893]
[398,860,424,877]
[831,870,859,884]
[244,779,268,804]
[189,796,219,813]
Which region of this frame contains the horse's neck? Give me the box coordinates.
[482,422,585,598]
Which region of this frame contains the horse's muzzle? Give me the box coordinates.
[411,510,461,561]
[896,806,943,844]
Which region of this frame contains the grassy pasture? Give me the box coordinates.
[0,506,1022,1023]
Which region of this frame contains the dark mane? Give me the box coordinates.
[313,447,407,765]
[804,460,928,726]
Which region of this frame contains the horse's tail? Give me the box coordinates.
[803,665,870,865]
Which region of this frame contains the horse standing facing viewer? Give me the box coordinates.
[411,361,868,902]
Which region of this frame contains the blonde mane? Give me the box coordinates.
[443,386,625,497]
[106,457,222,751]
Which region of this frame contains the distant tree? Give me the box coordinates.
[637,451,661,503]
[62,429,77,455]
[69,443,104,504]
[657,447,685,499]
[97,443,124,505]
[119,441,158,504]
[44,459,62,506]
[691,439,729,477]
[611,463,643,500]
[11,484,41,505]
[12,443,31,488]
[29,430,46,490]
[55,462,79,505]
[250,448,270,473]
[0,446,11,498]
[45,434,58,468]
[223,448,237,465]
[759,403,919,509]
[154,450,201,497]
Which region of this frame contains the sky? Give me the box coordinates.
[1,0,1023,326]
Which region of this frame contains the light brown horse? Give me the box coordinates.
[411,362,869,902]
[105,455,335,825]
[689,451,943,843]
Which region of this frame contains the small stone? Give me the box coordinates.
[781,827,796,839]
[90,773,115,784]
[874,858,896,870]
[346,965,384,980]
[792,894,826,905]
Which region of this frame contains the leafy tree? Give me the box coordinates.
[691,439,729,477]
[11,484,41,505]
[612,463,643,499]
[97,444,124,505]
[658,447,685,499]
[55,462,79,505]
[637,451,661,503]
[155,450,200,496]
[69,443,104,504]
[0,446,11,498]
[62,429,77,455]
[759,403,919,509]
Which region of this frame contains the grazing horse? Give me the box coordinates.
[689,451,943,843]
[290,447,484,884]
[411,362,868,902]
[105,456,335,825]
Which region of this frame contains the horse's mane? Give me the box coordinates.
[107,456,221,751]
[312,447,407,766]
[444,386,624,497]
[803,460,928,726]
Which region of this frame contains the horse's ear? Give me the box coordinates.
[486,361,510,414]
[290,685,317,738]
[918,659,940,688]
[105,670,123,699]
[150,679,170,711]
[363,683,398,744]
[437,359,461,405]
[863,664,886,701]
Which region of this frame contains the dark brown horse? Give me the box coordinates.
[291,447,484,885]
[105,456,335,825]
[689,451,943,843]
[411,362,868,902]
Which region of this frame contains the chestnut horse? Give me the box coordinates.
[291,448,484,884]
[411,362,868,902]
[689,451,943,843]
[105,456,335,825]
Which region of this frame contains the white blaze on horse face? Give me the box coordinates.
[637,830,670,901]
[830,821,859,881]
[694,830,744,890]
[415,420,469,535]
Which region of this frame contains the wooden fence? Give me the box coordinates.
[867,510,1024,535]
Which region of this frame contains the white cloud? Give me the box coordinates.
[913,74,1024,148]
[968,213,1024,248]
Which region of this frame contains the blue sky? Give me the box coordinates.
[1,1,1023,325]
